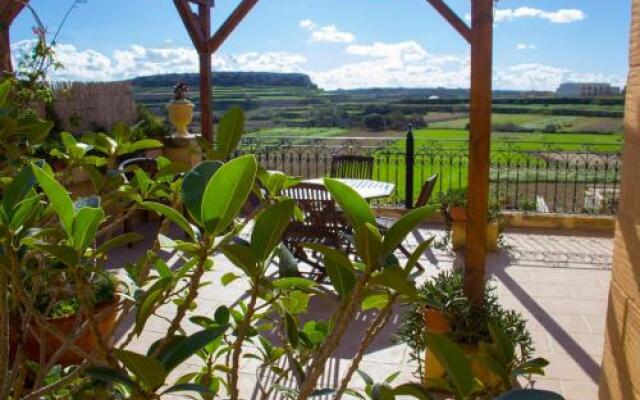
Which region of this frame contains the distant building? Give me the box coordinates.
[556,82,621,97]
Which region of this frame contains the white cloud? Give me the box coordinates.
[495,7,586,24]
[494,63,624,91]
[10,40,306,81]
[299,19,316,30]
[312,41,469,89]
[516,43,536,50]
[310,25,355,43]
[10,40,623,92]
[299,20,355,43]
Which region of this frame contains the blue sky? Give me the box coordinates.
[9,0,631,90]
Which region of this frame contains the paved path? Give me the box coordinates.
[110,223,613,400]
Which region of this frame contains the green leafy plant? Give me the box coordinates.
[423,330,553,399]
[396,270,534,381]
[440,188,467,207]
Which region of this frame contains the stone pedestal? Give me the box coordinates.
[163,134,203,168]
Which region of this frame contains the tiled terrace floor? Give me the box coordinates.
[110,223,613,400]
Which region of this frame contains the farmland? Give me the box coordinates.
[132,72,624,213]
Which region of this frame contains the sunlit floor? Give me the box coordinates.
[109,222,613,400]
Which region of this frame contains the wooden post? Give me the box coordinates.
[0,0,29,75]
[198,2,213,143]
[0,24,11,75]
[464,0,493,306]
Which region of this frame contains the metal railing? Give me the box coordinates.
[235,130,622,215]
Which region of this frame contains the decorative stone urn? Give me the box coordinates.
[167,81,193,137]
[167,99,194,137]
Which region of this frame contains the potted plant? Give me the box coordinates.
[24,272,119,365]
[396,270,537,394]
[441,187,467,222]
[166,81,194,137]
[443,190,502,251]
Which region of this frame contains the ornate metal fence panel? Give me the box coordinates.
[235,135,622,215]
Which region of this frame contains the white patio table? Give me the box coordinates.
[302,178,395,201]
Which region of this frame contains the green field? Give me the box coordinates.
[378,129,623,203]
[429,113,622,134]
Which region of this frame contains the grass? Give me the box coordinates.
[376,129,622,203]
[246,127,346,138]
[429,113,623,134]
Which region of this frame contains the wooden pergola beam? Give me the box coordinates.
[208,0,259,53]
[424,0,493,306]
[173,0,207,52]
[464,0,493,306]
[0,0,29,75]
[425,0,471,44]
[174,0,259,143]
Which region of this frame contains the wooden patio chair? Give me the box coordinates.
[281,183,348,280]
[330,155,374,179]
[378,174,439,271]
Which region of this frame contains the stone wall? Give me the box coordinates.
[599,1,640,399]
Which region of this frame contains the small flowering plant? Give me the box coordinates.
[173,81,189,101]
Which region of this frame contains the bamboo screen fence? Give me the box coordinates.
[49,81,137,133]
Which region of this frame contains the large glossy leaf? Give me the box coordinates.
[324,178,375,229]
[119,139,163,155]
[371,383,395,400]
[72,207,104,250]
[201,155,257,235]
[162,383,212,396]
[86,366,135,388]
[305,243,356,297]
[2,164,38,220]
[424,333,475,399]
[142,201,196,240]
[216,107,245,159]
[32,164,74,236]
[404,237,434,276]
[381,206,434,257]
[285,312,299,348]
[29,243,79,267]
[135,277,173,334]
[495,389,565,400]
[181,161,223,223]
[113,349,167,390]
[156,326,228,372]
[354,223,383,270]
[96,232,143,256]
[222,242,258,277]
[9,194,40,230]
[393,383,435,400]
[251,199,294,261]
[369,266,419,300]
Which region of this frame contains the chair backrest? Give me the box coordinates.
[414,174,439,208]
[118,157,158,182]
[330,155,374,179]
[281,183,343,235]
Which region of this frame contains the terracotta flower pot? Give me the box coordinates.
[23,299,119,365]
[167,100,194,137]
[423,308,504,392]
[449,206,467,222]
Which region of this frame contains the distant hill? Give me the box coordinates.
[131,72,317,88]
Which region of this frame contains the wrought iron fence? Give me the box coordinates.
[235,131,622,215]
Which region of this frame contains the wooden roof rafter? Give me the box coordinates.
[425,0,471,43]
[173,0,260,142]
